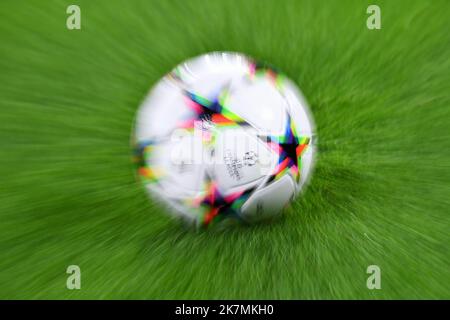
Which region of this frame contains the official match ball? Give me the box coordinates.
[133,52,315,227]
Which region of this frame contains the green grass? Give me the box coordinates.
[0,0,449,299]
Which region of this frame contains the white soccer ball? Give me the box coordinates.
[133,52,315,227]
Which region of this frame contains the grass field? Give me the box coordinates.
[0,0,449,299]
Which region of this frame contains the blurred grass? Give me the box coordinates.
[0,0,449,299]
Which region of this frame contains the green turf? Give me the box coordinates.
[0,0,449,299]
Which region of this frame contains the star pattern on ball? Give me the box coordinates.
[199,182,235,225]
[190,178,254,226]
[133,140,165,183]
[178,88,251,130]
[264,113,310,183]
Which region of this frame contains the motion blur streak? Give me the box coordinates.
[0,0,449,299]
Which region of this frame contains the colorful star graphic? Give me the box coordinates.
[189,178,254,226]
[263,114,310,183]
[178,89,251,130]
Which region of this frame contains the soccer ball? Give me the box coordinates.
[133,52,315,227]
